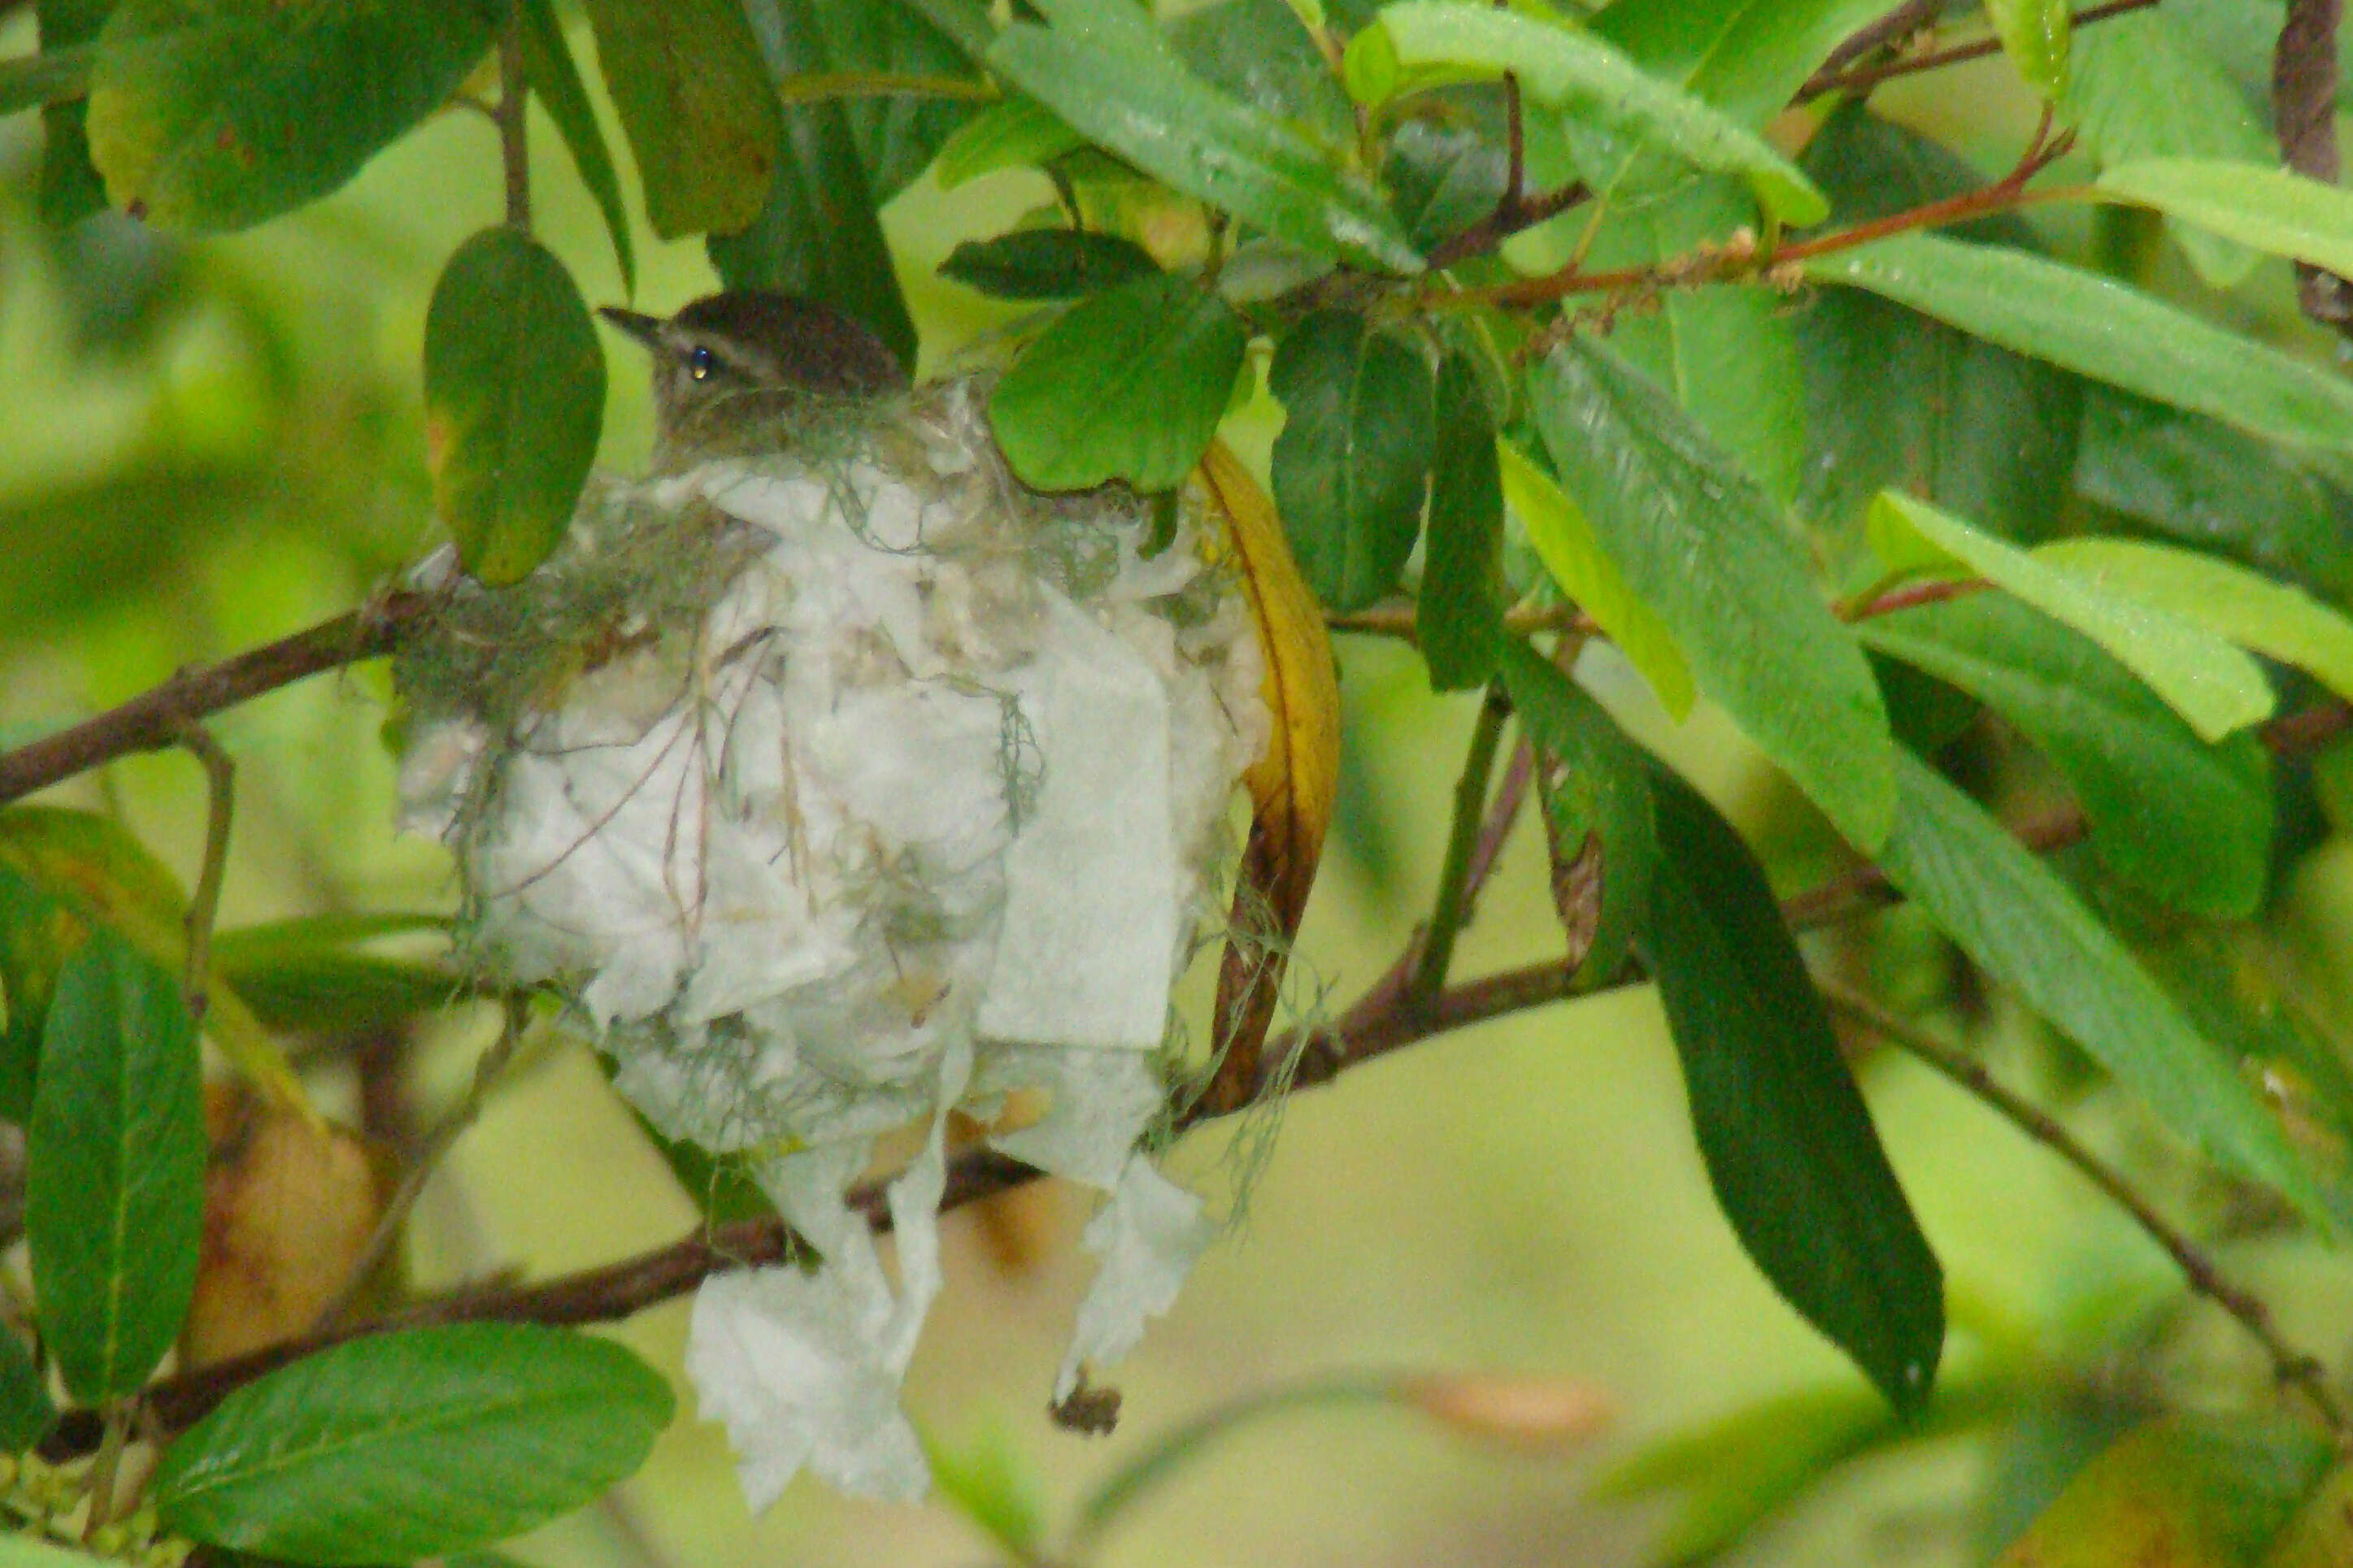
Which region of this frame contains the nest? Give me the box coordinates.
[396,378,1268,1504]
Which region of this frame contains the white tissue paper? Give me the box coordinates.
[398,380,1262,1506]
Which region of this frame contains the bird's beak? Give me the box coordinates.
[597,306,666,348]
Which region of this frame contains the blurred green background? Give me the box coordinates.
[6,15,2353,1563]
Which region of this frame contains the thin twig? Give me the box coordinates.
[1821,982,2350,1435]
[498,4,530,232]
[2275,0,2351,325]
[1796,0,2162,102]
[314,996,533,1331]
[0,591,432,808]
[1408,684,1511,1008]
[81,1404,128,1535]
[175,725,234,1029]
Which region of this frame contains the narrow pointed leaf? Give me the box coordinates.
[1806,234,2353,455]
[1349,2,1826,223]
[424,228,605,587]
[1637,769,1943,1414]
[2099,159,2353,284]
[517,0,636,297]
[1871,493,2273,742]
[0,1326,55,1452]
[1586,0,1894,130]
[27,930,202,1401]
[576,0,781,238]
[1269,310,1434,610]
[1419,350,1506,691]
[2037,536,2353,701]
[988,0,1419,273]
[86,0,498,231]
[1498,644,1654,984]
[1497,440,1696,717]
[1861,594,2273,919]
[152,1324,675,1565]
[1532,341,1896,850]
[991,273,1246,492]
[929,93,1083,189]
[1877,749,2329,1223]
[2068,17,2273,286]
[1199,441,1339,1109]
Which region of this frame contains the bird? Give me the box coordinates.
[597,290,910,468]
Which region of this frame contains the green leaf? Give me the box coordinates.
[576,0,780,238]
[1531,340,1897,851]
[1419,350,1505,690]
[36,0,108,226]
[1795,106,2081,554]
[1870,493,2273,742]
[1860,594,2273,919]
[2099,159,2353,285]
[988,0,1420,273]
[709,0,920,371]
[1805,233,2353,456]
[1268,309,1435,610]
[989,272,1246,491]
[26,929,202,1401]
[938,228,1158,299]
[1585,0,1894,130]
[1580,179,1803,502]
[1877,749,2329,1223]
[153,1324,676,1565]
[211,913,467,1035]
[85,0,497,232]
[1636,768,1943,1414]
[927,1420,1051,1563]
[1168,0,1354,150]
[1495,439,1696,716]
[0,864,76,1123]
[2067,16,2273,287]
[516,0,635,298]
[1991,1415,2333,1566]
[424,228,605,588]
[1498,643,1655,984]
[0,42,93,119]
[0,1325,56,1453]
[1349,2,1827,224]
[1985,0,2070,98]
[1385,107,1508,254]
[2036,536,2353,703]
[929,93,1083,189]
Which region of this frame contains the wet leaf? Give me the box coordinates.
[1871,493,2274,743]
[991,272,1247,492]
[1532,339,1896,850]
[1986,0,2071,99]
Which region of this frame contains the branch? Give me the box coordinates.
[498,5,530,232]
[0,591,432,808]
[1797,0,2162,103]
[1821,982,2349,1435]
[61,699,2353,1455]
[1408,684,1511,1006]
[2275,0,2351,326]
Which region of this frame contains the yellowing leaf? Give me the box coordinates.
[182,1084,389,1369]
[1196,440,1338,1114]
[1497,438,1696,718]
[0,808,309,1118]
[1994,1415,2333,1566]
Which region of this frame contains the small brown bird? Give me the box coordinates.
[597,291,909,467]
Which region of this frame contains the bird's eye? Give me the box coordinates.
[688,345,716,381]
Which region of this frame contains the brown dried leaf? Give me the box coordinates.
[180,1083,389,1369]
[1195,441,1340,1114]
